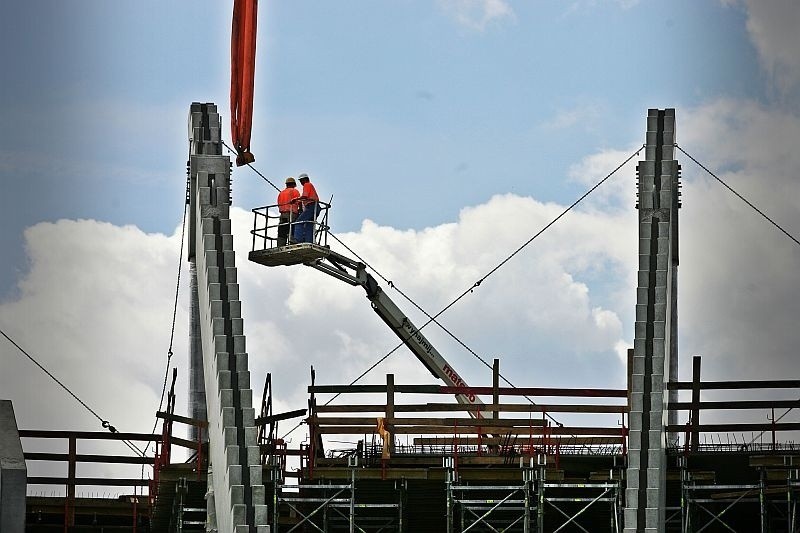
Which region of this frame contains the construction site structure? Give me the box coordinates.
[4,105,800,532]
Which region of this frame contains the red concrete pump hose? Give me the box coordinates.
[231,0,258,166]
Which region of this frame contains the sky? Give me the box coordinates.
[1,0,800,494]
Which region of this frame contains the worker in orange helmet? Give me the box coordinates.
[293,173,320,243]
[276,177,300,246]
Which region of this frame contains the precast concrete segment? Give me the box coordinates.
[0,400,27,533]
[624,109,680,533]
[188,103,269,533]
[189,262,207,444]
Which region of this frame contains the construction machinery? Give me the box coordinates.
[247,204,491,420]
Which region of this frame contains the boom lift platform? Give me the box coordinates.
[248,201,491,420]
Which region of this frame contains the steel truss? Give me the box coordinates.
[272,470,403,532]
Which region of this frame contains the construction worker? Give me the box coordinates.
[293,173,320,243]
[276,177,300,246]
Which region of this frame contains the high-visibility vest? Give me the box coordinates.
[301,182,319,205]
[277,188,300,213]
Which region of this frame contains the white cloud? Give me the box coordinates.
[541,103,606,131]
[437,0,515,31]
[677,98,800,380]
[731,0,800,97]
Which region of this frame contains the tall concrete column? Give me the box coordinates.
[188,102,269,532]
[625,109,680,533]
[1,400,27,533]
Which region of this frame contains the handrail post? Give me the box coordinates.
[386,374,395,457]
[690,355,701,452]
[66,435,76,528]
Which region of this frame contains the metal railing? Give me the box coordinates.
[251,200,332,252]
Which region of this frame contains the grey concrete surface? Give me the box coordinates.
[1,400,27,533]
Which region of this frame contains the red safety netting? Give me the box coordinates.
[231,0,258,166]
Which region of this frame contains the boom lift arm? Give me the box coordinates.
[307,248,491,420]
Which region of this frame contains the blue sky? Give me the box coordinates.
[2,0,800,491]
[1,1,764,296]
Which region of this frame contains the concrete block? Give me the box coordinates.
[628,430,641,450]
[225,267,238,285]
[208,283,222,301]
[247,446,260,465]
[220,389,234,408]
[203,233,217,252]
[0,400,26,533]
[215,336,228,353]
[236,370,251,390]
[644,507,660,526]
[648,430,663,449]
[245,427,259,446]
[629,393,644,413]
[647,484,664,509]
[254,503,270,523]
[627,450,640,469]
[223,250,237,268]
[204,250,219,268]
[232,503,246,525]
[649,391,663,409]
[242,408,255,427]
[230,483,244,504]
[250,484,266,505]
[233,335,246,354]
[222,407,236,427]
[623,508,639,531]
[649,411,663,428]
[228,300,242,319]
[249,465,262,485]
[231,318,244,336]
[239,388,252,410]
[227,446,241,466]
[226,284,240,301]
[630,356,645,376]
[218,371,232,390]
[229,465,242,485]
[235,353,249,372]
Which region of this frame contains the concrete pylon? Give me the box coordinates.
[188,102,269,533]
[624,109,680,533]
[0,400,27,533]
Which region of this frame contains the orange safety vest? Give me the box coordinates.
[277,188,300,214]
[301,182,319,205]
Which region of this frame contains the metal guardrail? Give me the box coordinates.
[251,200,332,252]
